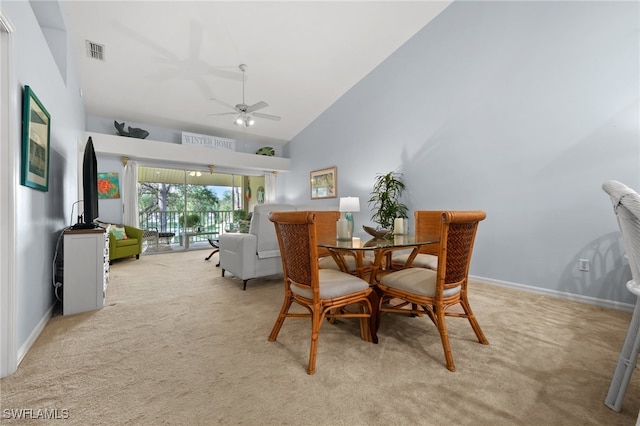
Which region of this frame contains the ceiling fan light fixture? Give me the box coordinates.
[233,114,255,128]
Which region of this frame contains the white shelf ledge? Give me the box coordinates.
[86,132,290,173]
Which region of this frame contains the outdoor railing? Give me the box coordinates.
[139,210,236,244]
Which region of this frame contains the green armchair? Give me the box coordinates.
[108,225,143,263]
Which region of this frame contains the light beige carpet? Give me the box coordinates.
[1,250,639,425]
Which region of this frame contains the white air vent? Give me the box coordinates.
[85,40,105,61]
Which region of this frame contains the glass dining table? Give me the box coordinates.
[317,232,440,340]
[317,232,440,284]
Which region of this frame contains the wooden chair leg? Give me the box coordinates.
[435,304,456,372]
[328,308,338,324]
[269,298,293,341]
[307,309,322,375]
[460,297,489,344]
[358,304,369,341]
[367,292,379,344]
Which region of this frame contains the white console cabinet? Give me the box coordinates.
[62,228,109,315]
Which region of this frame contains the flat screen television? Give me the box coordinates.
[81,137,99,227]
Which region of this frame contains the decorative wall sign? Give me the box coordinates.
[21,86,51,191]
[181,131,236,151]
[310,166,337,199]
[97,172,121,199]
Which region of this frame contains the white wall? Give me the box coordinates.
[280,1,640,305]
[2,0,85,373]
[96,156,125,224]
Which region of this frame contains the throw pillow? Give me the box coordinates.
[111,225,128,240]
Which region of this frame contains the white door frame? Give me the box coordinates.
[0,11,17,378]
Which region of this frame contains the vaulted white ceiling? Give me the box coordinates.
[62,1,451,147]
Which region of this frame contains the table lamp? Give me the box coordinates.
[339,196,360,239]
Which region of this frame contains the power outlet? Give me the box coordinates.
[579,259,590,272]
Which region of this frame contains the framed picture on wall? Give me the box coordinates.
[21,86,51,192]
[97,172,121,199]
[257,186,265,204]
[310,166,337,199]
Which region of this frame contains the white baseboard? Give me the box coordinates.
[17,304,54,366]
[471,275,635,313]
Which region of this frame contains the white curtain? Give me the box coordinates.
[264,172,276,203]
[122,160,139,227]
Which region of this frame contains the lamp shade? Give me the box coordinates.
[339,196,360,212]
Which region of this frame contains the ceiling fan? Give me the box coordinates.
[210,64,281,128]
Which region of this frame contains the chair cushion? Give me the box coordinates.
[318,255,373,271]
[380,268,460,298]
[291,269,370,299]
[393,253,438,270]
[115,238,138,248]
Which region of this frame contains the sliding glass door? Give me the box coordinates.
[137,166,263,250]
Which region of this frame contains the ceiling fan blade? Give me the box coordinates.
[210,98,239,112]
[253,112,281,121]
[245,101,269,113]
[208,112,237,116]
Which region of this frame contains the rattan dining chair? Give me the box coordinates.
[268,211,378,375]
[391,210,442,270]
[313,210,340,260]
[602,180,640,412]
[377,210,488,371]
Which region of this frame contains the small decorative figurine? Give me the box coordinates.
[114,121,149,139]
[255,146,275,156]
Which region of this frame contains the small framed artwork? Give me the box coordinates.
[21,86,51,191]
[97,172,121,199]
[310,166,337,199]
[256,186,265,204]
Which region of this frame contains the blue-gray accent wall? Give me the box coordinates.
[280,1,640,304]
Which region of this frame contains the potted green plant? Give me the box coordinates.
[179,213,201,230]
[233,210,252,233]
[367,171,409,231]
